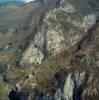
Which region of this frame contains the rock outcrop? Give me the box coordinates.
[21,0,98,65]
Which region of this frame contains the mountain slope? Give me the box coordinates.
[0,0,99,100]
[21,0,98,65]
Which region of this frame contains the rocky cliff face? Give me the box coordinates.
[21,0,98,65]
[0,0,99,100]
